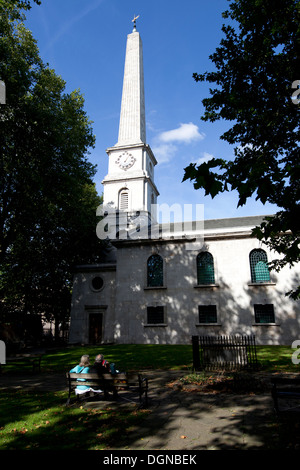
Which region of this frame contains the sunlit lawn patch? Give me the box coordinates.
[4,344,298,375]
[0,390,150,450]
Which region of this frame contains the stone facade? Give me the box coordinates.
[69,215,300,345]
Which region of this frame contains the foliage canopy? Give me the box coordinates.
[0,0,101,341]
[183,0,300,298]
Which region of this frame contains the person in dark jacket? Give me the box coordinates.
[93,354,111,374]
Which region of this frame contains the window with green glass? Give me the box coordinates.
[249,249,270,283]
[197,252,215,285]
[147,306,164,324]
[198,305,217,323]
[254,304,275,323]
[147,254,163,287]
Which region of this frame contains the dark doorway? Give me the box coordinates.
[89,313,103,344]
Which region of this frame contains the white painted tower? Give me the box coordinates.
[102,17,159,234]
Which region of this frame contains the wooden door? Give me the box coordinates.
[89,313,103,344]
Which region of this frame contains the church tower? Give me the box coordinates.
[102,17,159,235]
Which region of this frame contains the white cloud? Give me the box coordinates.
[159,122,205,144]
[152,122,206,165]
[194,152,215,165]
[152,143,177,164]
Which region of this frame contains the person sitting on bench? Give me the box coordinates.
[92,354,111,374]
[69,354,104,397]
[69,354,91,394]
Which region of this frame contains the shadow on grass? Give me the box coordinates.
[1,345,300,450]
[1,379,300,450]
[0,389,150,450]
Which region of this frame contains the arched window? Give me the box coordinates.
[147,254,163,287]
[249,249,270,283]
[197,252,215,285]
[119,189,129,210]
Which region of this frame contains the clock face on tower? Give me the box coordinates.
[116,151,136,171]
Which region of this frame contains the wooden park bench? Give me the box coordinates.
[66,371,148,407]
[0,353,43,374]
[271,377,300,415]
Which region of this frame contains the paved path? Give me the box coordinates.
[0,369,283,450]
[123,389,275,450]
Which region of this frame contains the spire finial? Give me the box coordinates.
[132,14,139,32]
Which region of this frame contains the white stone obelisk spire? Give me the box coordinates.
[116,15,146,146]
[102,16,159,222]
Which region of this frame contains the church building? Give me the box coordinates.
[69,20,300,346]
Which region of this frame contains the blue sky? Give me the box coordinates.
[25,0,278,221]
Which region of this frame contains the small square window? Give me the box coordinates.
[147,306,164,324]
[254,304,275,323]
[198,305,217,323]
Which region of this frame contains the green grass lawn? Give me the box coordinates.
[41,343,194,373]
[256,345,300,372]
[0,344,299,450]
[0,389,150,450]
[1,344,193,450]
[4,343,298,374]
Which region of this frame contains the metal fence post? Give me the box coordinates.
[192,335,201,371]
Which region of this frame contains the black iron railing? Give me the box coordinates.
[192,335,258,371]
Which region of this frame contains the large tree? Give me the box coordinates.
[0,0,101,343]
[183,0,300,299]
